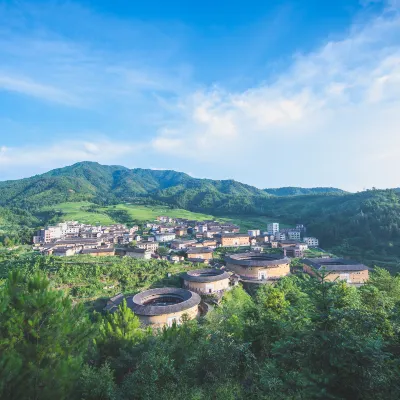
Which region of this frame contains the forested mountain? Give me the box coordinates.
[263,187,346,196]
[260,190,400,269]
[0,161,271,210]
[2,162,400,269]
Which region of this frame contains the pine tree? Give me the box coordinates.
[0,271,94,400]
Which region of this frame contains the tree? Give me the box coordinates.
[0,271,94,400]
[79,363,117,400]
[157,246,169,257]
[96,299,147,363]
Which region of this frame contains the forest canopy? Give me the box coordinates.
[1,266,400,400]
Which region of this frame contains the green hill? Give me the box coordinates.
[259,190,400,269]
[2,162,400,270]
[0,161,272,211]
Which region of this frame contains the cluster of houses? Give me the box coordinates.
[32,218,320,260]
[35,218,370,328]
[33,217,369,290]
[33,221,141,257]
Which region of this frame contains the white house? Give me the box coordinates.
[304,237,319,247]
[125,248,152,260]
[198,225,208,233]
[297,243,308,251]
[154,233,176,242]
[130,226,139,234]
[248,229,261,237]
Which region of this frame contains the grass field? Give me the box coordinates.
[41,202,287,232]
[112,204,215,222]
[42,202,115,225]
[42,202,216,225]
[219,215,290,232]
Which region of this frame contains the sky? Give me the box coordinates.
[0,0,400,191]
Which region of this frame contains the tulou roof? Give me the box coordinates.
[181,268,230,283]
[302,258,368,272]
[126,287,201,316]
[217,233,249,238]
[186,247,214,254]
[82,248,115,254]
[225,252,290,267]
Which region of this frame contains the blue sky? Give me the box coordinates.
[0,0,399,191]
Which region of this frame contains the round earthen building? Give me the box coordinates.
[225,252,290,282]
[181,268,231,294]
[127,287,201,327]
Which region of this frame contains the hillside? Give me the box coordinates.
[2,163,400,269]
[0,162,271,210]
[263,187,346,196]
[258,190,400,269]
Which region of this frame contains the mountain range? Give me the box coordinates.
[1,161,400,271]
[0,161,344,210]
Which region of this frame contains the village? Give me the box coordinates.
[33,215,368,288]
[33,217,320,260]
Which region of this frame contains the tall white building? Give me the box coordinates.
[40,226,63,243]
[267,223,279,235]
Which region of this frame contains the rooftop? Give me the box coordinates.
[53,247,74,252]
[225,252,290,267]
[55,238,101,244]
[171,239,197,244]
[126,248,150,254]
[127,287,201,316]
[81,248,115,254]
[104,293,124,312]
[186,247,214,254]
[302,258,368,272]
[217,233,249,238]
[181,268,230,283]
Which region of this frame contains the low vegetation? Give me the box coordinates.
[0,252,201,309]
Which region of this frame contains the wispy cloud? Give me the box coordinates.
[0,2,190,109]
[0,73,81,105]
[151,11,400,191]
[1,2,400,191]
[0,139,146,180]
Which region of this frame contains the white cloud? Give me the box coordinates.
[0,73,81,105]
[0,139,145,179]
[1,4,400,191]
[0,5,188,108]
[152,12,400,191]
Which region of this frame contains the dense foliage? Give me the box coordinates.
[262,189,400,270]
[0,207,39,247]
[263,187,346,196]
[0,161,271,209]
[1,267,400,399]
[0,253,201,306]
